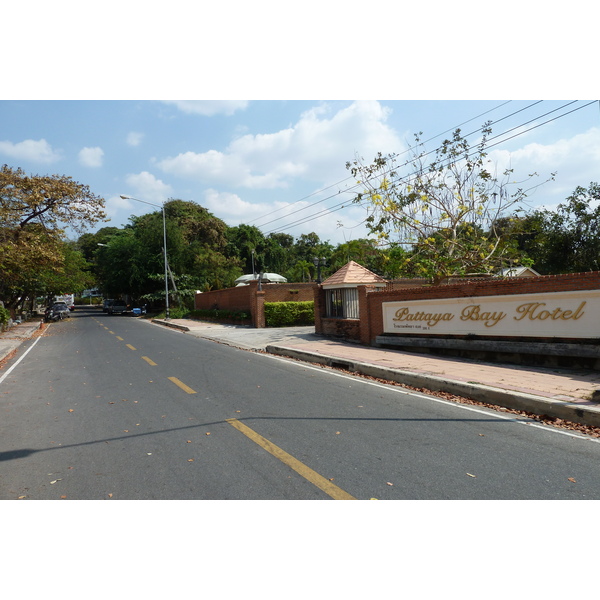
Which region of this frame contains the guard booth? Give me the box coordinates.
[315,261,387,339]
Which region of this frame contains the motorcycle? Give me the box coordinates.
[45,305,70,322]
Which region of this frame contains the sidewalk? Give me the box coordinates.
[0,319,44,364]
[153,318,600,428]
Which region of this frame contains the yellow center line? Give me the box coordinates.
[116,336,124,341]
[126,344,136,350]
[226,418,356,500]
[168,377,197,394]
[108,331,115,334]
[142,356,157,366]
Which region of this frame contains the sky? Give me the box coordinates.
[1,99,598,247]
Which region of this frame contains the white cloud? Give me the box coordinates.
[126,131,144,146]
[202,188,370,245]
[163,100,249,116]
[157,101,403,190]
[0,138,61,163]
[124,171,174,205]
[488,126,600,205]
[78,146,104,167]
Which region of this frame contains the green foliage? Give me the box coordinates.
[264,301,314,327]
[518,183,600,274]
[0,305,10,326]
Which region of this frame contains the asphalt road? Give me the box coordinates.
[2,307,600,500]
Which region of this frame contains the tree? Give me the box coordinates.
[0,165,106,233]
[517,183,600,274]
[0,165,106,308]
[346,125,554,284]
[225,224,266,274]
[89,200,242,303]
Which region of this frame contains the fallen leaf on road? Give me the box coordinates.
[329,478,335,481]
[187,440,192,443]
[336,431,341,435]
[123,430,129,433]
[108,493,113,498]
[68,409,74,412]
[50,479,61,484]
[18,496,26,499]
[147,453,152,456]
[568,478,576,483]
[60,495,67,499]
[467,473,476,478]
[188,459,194,462]
[386,482,394,486]
[206,432,211,436]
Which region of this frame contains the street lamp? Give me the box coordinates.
[120,195,170,319]
[313,257,326,284]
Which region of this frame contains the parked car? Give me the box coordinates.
[107,300,128,315]
[102,299,114,313]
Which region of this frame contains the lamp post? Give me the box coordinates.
[312,257,326,284]
[120,195,170,319]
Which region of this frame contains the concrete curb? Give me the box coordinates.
[265,344,600,429]
[151,319,190,332]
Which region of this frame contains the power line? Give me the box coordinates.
[250,100,518,230]
[255,100,550,233]
[263,100,597,236]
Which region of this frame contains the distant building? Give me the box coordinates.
[498,266,541,278]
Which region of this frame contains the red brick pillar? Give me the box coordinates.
[253,291,266,328]
[358,285,371,346]
[313,285,325,334]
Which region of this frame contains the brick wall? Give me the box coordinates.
[313,272,600,345]
[195,282,317,328]
[365,271,600,344]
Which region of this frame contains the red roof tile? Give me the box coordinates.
[321,261,387,287]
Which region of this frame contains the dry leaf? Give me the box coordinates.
[60,495,67,499]
[188,459,194,462]
[68,409,74,412]
[123,430,129,433]
[386,482,394,486]
[335,431,341,435]
[467,473,476,478]
[187,440,192,443]
[329,478,335,481]
[18,496,26,499]
[206,432,211,436]
[108,493,113,498]
[568,477,576,483]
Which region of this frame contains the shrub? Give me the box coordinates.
[264,301,314,327]
[0,306,9,327]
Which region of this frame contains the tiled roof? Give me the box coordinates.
[321,261,387,287]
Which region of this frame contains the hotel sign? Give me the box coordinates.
[382,290,600,339]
